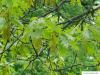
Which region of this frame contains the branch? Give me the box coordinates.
[58,6,100,30]
[53,62,100,72]
[0,29,24,60]
[0,41,8,61]
[40,0,70,17]
[23,42,48,72]
[11,29,29,44]
[29,36,38,56]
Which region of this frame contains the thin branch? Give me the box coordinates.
[58,6,100,30]
[39,0,70,17]
[22,56,37,72]
[53,62,100,72]
[11,30,29,44]
[23,43,48,72]
[0,29,24,60]
[0,40,8,61]
[29,36,38,56]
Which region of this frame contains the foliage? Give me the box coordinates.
[0,0,100,75]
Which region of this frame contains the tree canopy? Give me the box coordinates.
[0,0,100,75]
